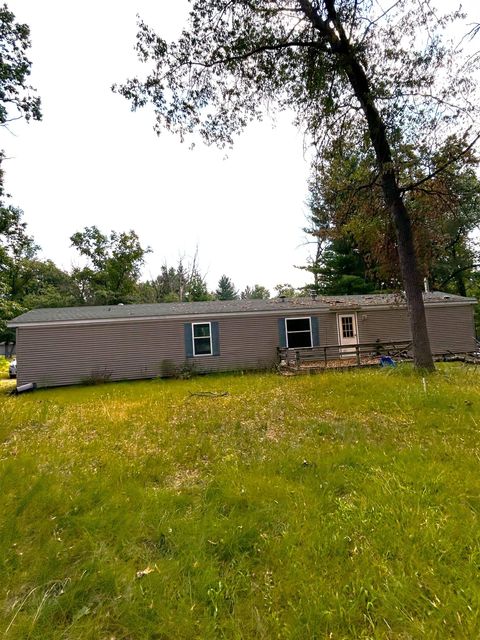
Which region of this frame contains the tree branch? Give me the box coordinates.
[194,39,327,68]
[439,263,480,287]
[400,132,480,193]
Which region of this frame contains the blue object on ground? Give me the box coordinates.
[379,356,396,367]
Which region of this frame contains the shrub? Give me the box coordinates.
[81,367,113,385]
[159,359,178,378]
[178,360,197,379]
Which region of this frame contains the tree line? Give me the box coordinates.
[0,211,276,344]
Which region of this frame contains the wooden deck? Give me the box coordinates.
[277,340,480,374]
[277,340,413,374]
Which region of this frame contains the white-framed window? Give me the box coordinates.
[341,315,354,338]
[192,322,212,356]
[285,317,312,348]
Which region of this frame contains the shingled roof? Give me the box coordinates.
[8,291,476,326]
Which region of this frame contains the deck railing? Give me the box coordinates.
[277,340,413,368]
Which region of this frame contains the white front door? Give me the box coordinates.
[337,313,359,356]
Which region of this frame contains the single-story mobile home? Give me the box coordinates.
[8,291,477,388]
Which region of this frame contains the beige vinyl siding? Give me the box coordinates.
[318,312,342,359]
[425,305,476,354]
[357,308,410,344]
[17,320,188,387]
[356,305,475,353]
[14,305,476,388]
[16,312,328,388]
[186,315,284,374]
[319,313,338,346]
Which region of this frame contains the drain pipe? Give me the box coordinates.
[15,382,37,394]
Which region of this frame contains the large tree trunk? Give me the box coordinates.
[351,94,435,370]
[383,180,435,370]
[300,0,435,370]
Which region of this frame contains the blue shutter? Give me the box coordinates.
[184,323,193,357]
[278,318,287,348]
[311,316,320,347]
[211,321,220,356]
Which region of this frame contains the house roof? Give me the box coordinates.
[8,291,476,327]
[317,291,477,307]
[9,298,328,325]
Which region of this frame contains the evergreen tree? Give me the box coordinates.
[317,238,377,295]
[215,275,238,300]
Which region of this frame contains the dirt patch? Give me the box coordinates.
[168,467,202,490]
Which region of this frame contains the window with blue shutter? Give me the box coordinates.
[186,321,221,357]
[192,322,212,355]
[285,317,313,348]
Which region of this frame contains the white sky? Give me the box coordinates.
[2,1,478,294]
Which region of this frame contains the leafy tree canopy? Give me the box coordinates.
[0,205,38,301]
[303,136,480,296]
[0,207,66,343]
[0,3,41,198]
[273,283,298,298]
[71,226,150,305]
[240,284,270,300]
[0,3,41,126]
[117,0,477,153]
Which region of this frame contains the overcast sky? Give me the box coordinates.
[2,1,478,294]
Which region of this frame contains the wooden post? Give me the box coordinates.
[356,343,361,366]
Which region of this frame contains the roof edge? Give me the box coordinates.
[7,299,477,329]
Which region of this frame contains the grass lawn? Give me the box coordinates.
[1,364,480,639]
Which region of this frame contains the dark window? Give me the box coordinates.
[286,318,312,348]
[193,323,212,355]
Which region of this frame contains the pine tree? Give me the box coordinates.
[215,275,238,300]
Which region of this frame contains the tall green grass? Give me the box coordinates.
[1,365,480,638]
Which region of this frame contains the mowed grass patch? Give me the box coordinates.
[1,365,480,638]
